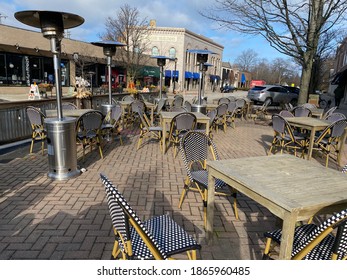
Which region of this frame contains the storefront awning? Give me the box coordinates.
[185,71,193,79]
[193,72,200,79]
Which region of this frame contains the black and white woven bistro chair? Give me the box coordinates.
[76,110,104,159]
[25,106,46,155]
[313,118,347,167]
[137,109,162,151]
[263,207,347,260]
[168,112,197,157]
[268,114,308,158]
[101,103,123,144]
[101,174,201,260]
[179,131,238,226]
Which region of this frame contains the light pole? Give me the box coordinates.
[187,49,215,114]
[172,58,178,93]
[91,41,126,115]
[15,10,84,180]
[152,55,171,100]
[87,71,95,94]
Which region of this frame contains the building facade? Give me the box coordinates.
[142,20,224,93]
[330,37,347,105]
[0,24,158,95]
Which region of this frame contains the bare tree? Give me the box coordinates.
[201,0,347,104]
[101,4,150,87]
[234,49,258,72]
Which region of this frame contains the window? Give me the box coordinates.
[152,46,159,56]
[0,54,6,84]
[7,54,26,85]
[169,47,176,59]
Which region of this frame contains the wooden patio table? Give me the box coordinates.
[285,117,347,165]
[45,108,94,118]
[160,111,210,154]
[206,154,347,259]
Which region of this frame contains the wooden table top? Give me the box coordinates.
[45,109,95,118]
[285,117,330,128]
[207,154,347,213]
[160,111,210,121]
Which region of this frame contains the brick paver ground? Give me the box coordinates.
[0,97,346,260]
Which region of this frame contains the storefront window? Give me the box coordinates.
[6,54,26,85]
[0,52,70,86]
[0,54,7,85]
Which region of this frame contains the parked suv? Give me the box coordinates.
[247,85,298,105]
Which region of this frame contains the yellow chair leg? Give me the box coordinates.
[178,187,187,209]
[263,237,272,257]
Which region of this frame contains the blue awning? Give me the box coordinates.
[241,73,246,83]
[173,70,179,78]
[165,70,172,77]
[193,72,200,79]
[185,71,193,79]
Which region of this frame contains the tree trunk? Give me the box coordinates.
[299,66,312,105]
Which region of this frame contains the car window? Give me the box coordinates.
[252,86,266,90]
[268,87,278,91]
[279,87,288,93]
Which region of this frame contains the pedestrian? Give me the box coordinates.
[334,84,345,108]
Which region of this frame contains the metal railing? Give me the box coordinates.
[0,92,157,145]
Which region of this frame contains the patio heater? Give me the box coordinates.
[202,62,213,100]
[152,55,171,100]
[187,49,215,114]
[91,41,125,116]
[15,10,84,180]
[87,71,95,94]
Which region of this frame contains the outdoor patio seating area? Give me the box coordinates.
[0,99,346,260]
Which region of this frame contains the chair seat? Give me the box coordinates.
[191,170,227,190]
[130,215,201,259]
[264,223,337,260]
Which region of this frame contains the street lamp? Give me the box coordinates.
[202,62,213,99]
[91,41,126,115]
[151,55,171,100]
[187,49,215,113]
[172,58,178,93]
[14,10,84,180]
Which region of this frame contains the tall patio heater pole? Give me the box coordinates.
[187,49,215,114]
[15,10,84,180]
[91,41,126,115]
[152,56,171,101]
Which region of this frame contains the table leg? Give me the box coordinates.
[337,128,347,166]
[150,107,154,125]
[204,120,210,137]
[206,170,216,244]
[162,119,168,154]
[307,127,316,160]
[279,212,297,259]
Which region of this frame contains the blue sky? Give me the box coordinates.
[1,0,286,63]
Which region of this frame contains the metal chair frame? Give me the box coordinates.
[76,110,104,159]
[25,106,46,155]
[179,131,239,226]
[101,174,201,260]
